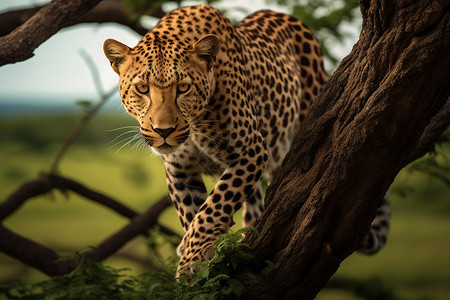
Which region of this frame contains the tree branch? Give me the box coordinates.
[0,174,176,276]
[0,173,178,235]
[411,98,450,162]
[0,176,54,221]
[0,0,187,66]
[84,196,171,262]
[0,0,102,66]
[0,224,76,276]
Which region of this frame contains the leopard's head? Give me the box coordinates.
[104,34,220,154]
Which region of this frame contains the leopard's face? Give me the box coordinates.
[104,35,220,154]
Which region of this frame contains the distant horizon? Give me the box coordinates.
[0,93,125,117]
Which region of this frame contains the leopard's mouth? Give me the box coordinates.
[143,130,189,155]
[153,142,177,155]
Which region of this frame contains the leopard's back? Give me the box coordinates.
[235,11,327,176]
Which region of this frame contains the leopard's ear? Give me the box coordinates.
[103,39,131,75]
[192,34,220,71]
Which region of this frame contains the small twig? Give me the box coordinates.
[48,51,118,174]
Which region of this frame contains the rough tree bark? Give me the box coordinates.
[238,0,449,299]
[0,0,102,66]
[0,0,186,65]
[0,0,162,39]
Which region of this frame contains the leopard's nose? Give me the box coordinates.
[153,126,176,139]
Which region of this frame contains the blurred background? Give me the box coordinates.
[0,0,449,299]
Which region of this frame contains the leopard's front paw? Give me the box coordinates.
[175,234,216,279]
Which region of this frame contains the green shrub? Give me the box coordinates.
[0,227,260,300]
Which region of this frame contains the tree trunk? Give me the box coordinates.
[238,0,450,299]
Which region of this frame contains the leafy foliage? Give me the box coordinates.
[0,227,260,300]
[123,0,167,22]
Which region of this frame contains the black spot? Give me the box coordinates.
[240,158,249,166]
[213,194,221,203]
[186,212,194,222]
[170,161,183,169]
[225,191,234,200]
[246,174,255,182]
[233,192,242,202]
[194,196,204,206]
[183,195,192,206]
[188,180,207,193]
[219,183,228,191]
[232,178,243,187]
[300,56,310,66]
[222,173,232,180]
[223,204,232,214]
[303,42,311,53]
[304,31,313,40]
[247,194,257,204]
[244,185,253,195]
[174,182,185,191]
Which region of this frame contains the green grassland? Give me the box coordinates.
[0,112,449,299]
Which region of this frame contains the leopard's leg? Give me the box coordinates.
[241,166,280,227]
[164,162,208,233]
[176,150,269,277]
[242,182,263,227]
[358,195,390,255]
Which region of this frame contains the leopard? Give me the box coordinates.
[103,5,390,277]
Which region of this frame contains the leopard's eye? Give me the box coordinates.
[135,84,149,94]
[177,83,191,94]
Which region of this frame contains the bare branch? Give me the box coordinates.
[0,0,102,66]
[85,196,172,262]
[0,0,149,38]
[0,176,54,221]
[410,98,450,162]
[0,174,173,276]
[0,224,76,276]
[48,52,118,173]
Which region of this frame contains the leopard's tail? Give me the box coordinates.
[358,195,390,255]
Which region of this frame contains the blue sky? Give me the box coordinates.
[0,0,357,107]
[0,0,142,104]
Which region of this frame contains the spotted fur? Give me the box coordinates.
[104,5,389,277]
